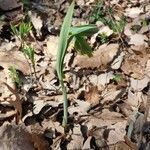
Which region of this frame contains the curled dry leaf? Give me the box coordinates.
[121,48,150,79]
[101,84,124,104]
[74,44,119,70]
[0,50,30,75]
[0,123,34,150]
[84,85,100,106]
[127,90,146,108]
[29,12,43,36]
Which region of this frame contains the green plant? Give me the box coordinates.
[9,66,22,88]
[11,22,36,78]
[98,32,108,44]
[56,1,98,128]
[112,74,122,83]
[11,21,32,42]
[90,1,126,33]
[23,44,36,76]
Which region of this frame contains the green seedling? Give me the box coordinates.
[90,1,126,33]
[23,44,36,77]
[56,1,98,128]
[98,32,108,44]
[9,66,22,88]
[112,74,122,83]
[11,21,32,41]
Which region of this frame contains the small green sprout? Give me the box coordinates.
[90,1,126,33]
[98,32,108,44]
[11,22,32,41]
[9,66,22,88]
[23,44,36,77]
[56,1,98,128]
[112,74,122,83]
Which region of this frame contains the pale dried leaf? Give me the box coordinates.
[0,123,34,150]
[129,34,148,46]
[111,52,125,69]
[84,86,100,105]
[29,12,43,36]
[127,90,144,108]
[74,44,119,70]
[107,121,127,144]
[0,50,30,75]
[130,77,149,91]
[47,36,59,58]
[125,7,143,18]
[98,26,113,36]
[68,99,91,115]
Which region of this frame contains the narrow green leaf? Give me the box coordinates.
[74,36,93,57]
[70,24,98,37]
[56,1,75,80]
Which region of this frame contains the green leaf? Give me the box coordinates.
[74,36,93,57]
[8,66,22,87]
[23,45,35,65]
[56,1,75,80]
[70,24,98,37]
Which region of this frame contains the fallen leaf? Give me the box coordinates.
[84,85,100,106]
[130,76,149,91]
[0,123,34,150]
[125,7,143,18]
[107,121,127,144]
[129,34,148,46]
[0,50,30,75]
[121,48,149,79]
[101,84,124,104]
[74,43,119,70]
[29,12,43,36]
[111,52,125,69]
[98,26,113,36]
[127,90,144,108]
[68,99,91,115]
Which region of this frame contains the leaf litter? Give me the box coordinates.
[0,0,150,149]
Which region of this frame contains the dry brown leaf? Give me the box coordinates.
[127,90,146,108]
[2,82,22,123]
[0,123,34,150]
[125,7,143,18]
[129,34,148,46]
[29,12,43,36]
[101,84,123,104]
[107,121,127,145]
[47,36,59,58]
[84,85,100,106]
[86,109,125,129]
[74,43,119,70]
[67,125,84,149]
[98,26,113,36]
[0,50,30,75]
[121,48,150,79]
[110,141,133,150]
[130,77,150,91]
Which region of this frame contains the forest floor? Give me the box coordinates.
[0,0,150,149]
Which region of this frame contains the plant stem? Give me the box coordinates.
[60,79,68,127]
